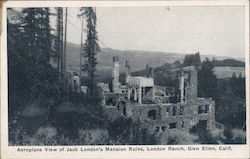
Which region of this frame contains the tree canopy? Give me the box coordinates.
[182,52,201,67]
[198,58,218,99]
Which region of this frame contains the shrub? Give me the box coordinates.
[107,117,157,145]
[231,128,246,144]
[210,128,226,144]
[159,130,198,145]
[78,129,109,145]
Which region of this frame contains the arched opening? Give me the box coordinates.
[148,110,156,120]
[131,88,136,101]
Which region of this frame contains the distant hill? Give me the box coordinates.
[213,59,245,67]
[66,42,186,73]
[214,67,245,78]
[66,42,245,79]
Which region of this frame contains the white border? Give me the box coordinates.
[1,1,249,159]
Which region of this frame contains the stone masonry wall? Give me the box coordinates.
[103,65,216,134]
[131,97,215,133]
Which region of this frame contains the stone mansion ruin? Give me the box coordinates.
[101,56,216,133]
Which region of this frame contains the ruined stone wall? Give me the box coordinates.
[192,98,216,131]
[103,93,133,119]
[104,97,215,133]
[131,103,188,132]
[103,64,216,133]
[131,97,215,133]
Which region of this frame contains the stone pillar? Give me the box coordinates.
[152,86,155,101]
[112,56,119,93]
[180,71,185,103]
[138,87,142,104]
[101,94,106,106]
[127,87,130,100]
[142,87,145,98]
[208,101,216,130]
[133,88,137,102]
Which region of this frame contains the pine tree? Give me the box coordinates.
[21,8,52,64]
[79,7,100,96]
[7,9,26,116]
[230,72,245,99]
[183,52,201,67]
[55,7,64,77]
[198,58,218,99]
[8,8,59,118]
[18,8,56,99]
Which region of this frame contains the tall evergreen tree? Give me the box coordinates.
[7,9,26,116]
[22,8,52,65]
[8,8,58,100]
[198,58,218,99]
[8,8,61,124]
[55,7,64,77]
[230,72,245,99]
[79,7,100,96]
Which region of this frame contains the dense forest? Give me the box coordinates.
[7,7,159,146]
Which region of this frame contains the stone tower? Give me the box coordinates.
[179,66,198,103]
[112,56,120,93]
[185,67,198,102]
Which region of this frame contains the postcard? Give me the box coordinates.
[1,0,249,159]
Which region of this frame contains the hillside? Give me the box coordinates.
[213,59,245,67]
[214,67,245,78]
[66,42,245,79]
[66,42,185,73]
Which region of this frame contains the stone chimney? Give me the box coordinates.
[179,66,198,103]
[149,67,154,78]
[112,56,120,93]
[179,68,185,103]
[125,60,131,84]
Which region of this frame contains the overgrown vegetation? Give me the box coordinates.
[7,8,246,145]
[8,7,156,146]
[7,7,106,145]
[8,8,60,122]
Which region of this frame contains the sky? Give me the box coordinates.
[64,6,245,58]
